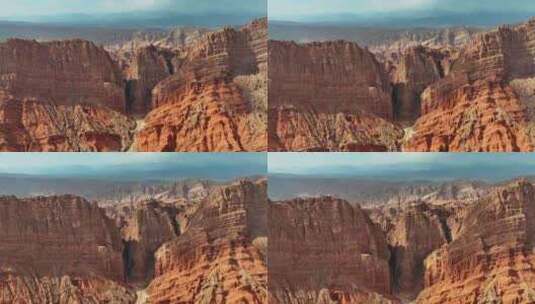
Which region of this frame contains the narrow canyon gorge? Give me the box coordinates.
[269,17,535,152]
[0,179,267,303]
[269,179,535,304]
[0,18,267,152]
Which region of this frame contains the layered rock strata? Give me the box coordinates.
[370,202,450,300]
[120,200,179,285]
[0,96,135,151]
[268,40,402,151]
[0,195,134,303]
[407,19,535,151]
[0,39,126,112]
[404,80,534,152]
[269,196,398,304]
[124,46,176,115]
[0,39,136,151]
[134,18,267,152]
[388,46,453,124]
[146,180,268,303]
[416,180,535,304]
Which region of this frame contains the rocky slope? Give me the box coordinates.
[0,178,268,303]
[0,39,126,111]
[369,202,451,301]
[416,180,535,303]
[269,196,398,303]
[119,200,180,285]
[406,18,535,151]
[0,195,135,303]
[0,39,136,151]
[134,18,267,151]
[0,18,267,152]
[123,45,176,115]
[147,180,268,303]
[404,80,534,152]
[268,40,403,151]
[270,17,535,152]
[0,96,135,151]
[386,46,454,124]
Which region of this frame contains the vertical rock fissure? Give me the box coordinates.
[123,240,135,282]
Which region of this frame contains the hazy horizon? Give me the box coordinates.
[268,153,535,182]
[269,0,535,27]
[0,153,266,181]
[0,0,266,28]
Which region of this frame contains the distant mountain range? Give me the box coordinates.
[0,173,262,199]
[272,11,535,28]
[1,11,264,28]
[0,11,263,43]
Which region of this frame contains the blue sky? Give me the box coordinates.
[0,153,266,180]
[269,153,535,182]
[0,0,266,18]
[269,0,535,20]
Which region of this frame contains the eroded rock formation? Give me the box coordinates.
[370,202,451,300]
[268,40,402,151]
[404,80,534,152]
[134,18,268,152]
[0,96,135,151]
[269,196,398,304]
[147,180,268,303]
[0,39,126,112]
[124,46,176,115]
[0,195,135,303]
[416,180,535,304]
[120,200,179,285]
[406,19,535,151]
[0,39,136,151]
[387,46,454,124]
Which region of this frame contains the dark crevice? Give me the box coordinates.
[438,216,453,243]
[122,240,134,283]
[392,84,401,121]
[124,79,136,114]
[388,245,400,292]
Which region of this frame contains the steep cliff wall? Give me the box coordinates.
[269,40,402,151]
[147,180,268,303]
[134,18,267,151]
[269,196,398,304]
[0,195,134,303]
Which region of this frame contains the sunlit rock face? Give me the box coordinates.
[416,180,535,304]
[0,195,135,303]
[134,18,268,152]
[269,196,399,304]
[268,40,403,152]
[147,180,268,303]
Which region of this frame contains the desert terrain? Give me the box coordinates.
[0,17,267,151]
[269,16,535,152]
[269,175,535,303]
[0,175,267,303]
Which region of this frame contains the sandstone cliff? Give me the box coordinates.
[0,39,126,112]
[269,40,402,151]
[0,39,136,151]
[416,180,535,304]
[134,18,267,152]
[0,195,135,303]
[387,46,453,124]
[404,80,534,152]
[0,96,135,151]
[269,196,398,304]
[370,202,451,300]
[146,180,268,303]
[120,199,179,285]
[406,18,535,151]
[124,45,176,115]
